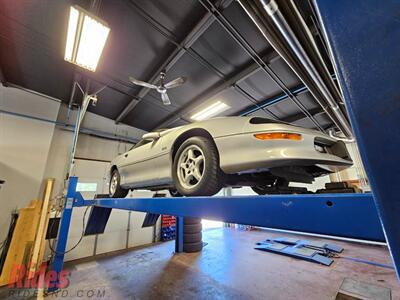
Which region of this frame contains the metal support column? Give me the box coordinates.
[313,0,400,278]
[175,217,184,253]
[48,177,78,292]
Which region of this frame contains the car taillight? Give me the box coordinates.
[253,132,302,141]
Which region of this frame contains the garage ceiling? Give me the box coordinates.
[0,0,335,132]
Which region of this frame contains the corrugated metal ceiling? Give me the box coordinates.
[0,0,334,132]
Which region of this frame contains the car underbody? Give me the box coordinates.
[138,165,332,195]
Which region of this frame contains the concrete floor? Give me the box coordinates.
[2,227,399,299]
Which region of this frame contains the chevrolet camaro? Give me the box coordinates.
[108,117,352,197]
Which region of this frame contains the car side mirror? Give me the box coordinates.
[142,132,161,141]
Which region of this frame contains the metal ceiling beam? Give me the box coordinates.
[154,50,278,129]
[282,108,324,123]
[237,0,352,137]
[115,0,233,124]
[239,82,309,116]
[198,0,325,132]
[239,74,337,117]
[233,84,279,119]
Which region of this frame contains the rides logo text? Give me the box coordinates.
[8,262,70,289]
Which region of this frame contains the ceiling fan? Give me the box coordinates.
[129,71,186,105]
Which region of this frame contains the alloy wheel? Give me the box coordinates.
[177,145,205,189]
[110,172,118,195]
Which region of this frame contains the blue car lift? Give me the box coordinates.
[49,0,400,289]
[49,176,385,291]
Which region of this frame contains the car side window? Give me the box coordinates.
[131,139,151,150]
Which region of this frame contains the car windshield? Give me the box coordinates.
[130,128,171,150]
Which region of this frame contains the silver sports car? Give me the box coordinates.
[108,117,352,197]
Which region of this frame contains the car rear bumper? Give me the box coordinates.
[214,131,353,174]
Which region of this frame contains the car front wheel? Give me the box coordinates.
[109,169,129,198]
[173,136,223,196]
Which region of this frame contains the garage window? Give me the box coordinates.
[76,182,98,192]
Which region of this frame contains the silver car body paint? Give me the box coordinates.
[109,117,352,189]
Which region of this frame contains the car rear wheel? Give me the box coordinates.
[173,137,223,196]
[109,169,129,198]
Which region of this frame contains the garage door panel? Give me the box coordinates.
[65,236,95,262]
[96,231,127,255]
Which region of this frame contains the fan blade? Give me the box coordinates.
[129,76,157,89]
[161,92,171,105]
[164,76,186,89]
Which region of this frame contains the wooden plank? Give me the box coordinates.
[0,200,42,286]
[28,178,54,277]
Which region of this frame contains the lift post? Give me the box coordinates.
[48,177,78,292]
[313,0,400,279]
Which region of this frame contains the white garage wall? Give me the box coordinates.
[63,159,158,261]
[42,127,135,197]
[0,84,157,262]
[64,159,109,261]
[0,84,60,242]
[43,104,146,197]
[42,107,157,262]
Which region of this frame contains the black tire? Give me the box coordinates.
[184,217,201,225]
[183,241,203,253]
[173,136,223,196]
[183,223,202,234]
[183,232,202,243]
[109,169,129,198]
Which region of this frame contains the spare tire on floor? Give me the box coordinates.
[183,223,202,234]
[183,232,202,243]
[184,217,201,225]
[182,216,203,252]
[183,241,203,253]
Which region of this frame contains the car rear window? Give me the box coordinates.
[249,117,288,125]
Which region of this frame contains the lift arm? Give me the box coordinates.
[48,176,384,291]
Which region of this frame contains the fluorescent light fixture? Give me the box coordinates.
[191,101,230,121]
[64,6,110,72]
